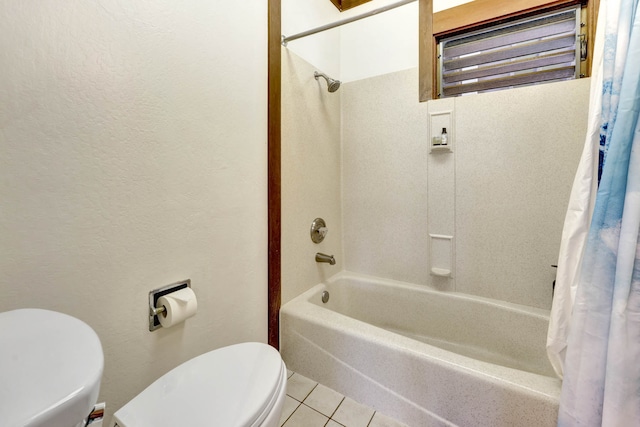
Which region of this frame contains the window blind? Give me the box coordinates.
[438,7,581,97]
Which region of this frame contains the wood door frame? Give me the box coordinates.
[268,0,282,349]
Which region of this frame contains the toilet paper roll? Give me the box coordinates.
[157,287,197,328]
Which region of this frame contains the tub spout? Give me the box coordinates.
[316,252,336,265]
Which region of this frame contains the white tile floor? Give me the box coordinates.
[280,370,409,427]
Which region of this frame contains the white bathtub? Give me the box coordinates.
[280,272,561,427]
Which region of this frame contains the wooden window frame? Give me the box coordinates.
[419,0,600,101]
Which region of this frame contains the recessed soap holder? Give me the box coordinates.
[148,279,191,331]
[429,234,453,279]
[429,110,453,153]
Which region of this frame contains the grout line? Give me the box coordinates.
[280,399,301,427]
[302,383,319,402]
[365,410,376,427]
[301,402,332,420]
[285,393,303,403]
[329,396,346,419]
[324,416,347,427]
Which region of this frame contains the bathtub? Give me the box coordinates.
[280,272,561,427]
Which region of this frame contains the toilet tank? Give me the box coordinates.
[0,309,104,427]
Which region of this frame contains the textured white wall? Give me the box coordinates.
[340,2,419,83]
[0,0,267,421]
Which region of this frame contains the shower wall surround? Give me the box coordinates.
[281,51,343,305]
[342,69,430,286]
[452,82,589,308]
[343,69,589,309]
[283,51,590,310]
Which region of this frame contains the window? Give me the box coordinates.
[419,0,599,101]
[438,7,584,97]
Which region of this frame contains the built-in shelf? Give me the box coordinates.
[429,110,453,153]
[430,144,452,153]
[429,234,454,279]
[431,267,451,277]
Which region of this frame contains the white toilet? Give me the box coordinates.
[0,309,287,427]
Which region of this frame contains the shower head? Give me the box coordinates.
[314,71,341,93]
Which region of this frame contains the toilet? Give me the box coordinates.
[0,309,104,427]
[0,309,287,427]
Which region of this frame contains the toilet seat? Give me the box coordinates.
[112,342,286,427]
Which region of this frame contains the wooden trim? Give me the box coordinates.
[419,0,434,101]
[433,0,581,37]
[329,0,373,12]
[586,0,600,76]
[268,0,282,350]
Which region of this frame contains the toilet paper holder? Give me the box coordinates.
[148,279,191,331]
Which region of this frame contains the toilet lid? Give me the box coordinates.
[113,342,285,427]
[0,309,103,427]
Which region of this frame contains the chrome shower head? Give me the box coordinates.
[314,71,341,93]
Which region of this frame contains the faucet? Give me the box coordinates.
[315,253,336,265]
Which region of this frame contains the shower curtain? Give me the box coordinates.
[549,0,640,424]
[546,5,604,378]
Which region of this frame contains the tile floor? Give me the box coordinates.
[280,370,409,427]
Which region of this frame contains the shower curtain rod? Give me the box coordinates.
[281,0,417,46]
